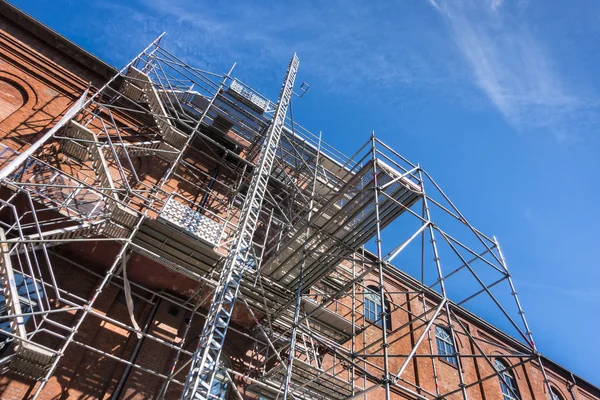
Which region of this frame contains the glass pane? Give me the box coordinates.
[365,288,381,306]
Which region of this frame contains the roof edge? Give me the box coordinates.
[0,0,117,81]
[378,256,600,394]
[1,0,596,394]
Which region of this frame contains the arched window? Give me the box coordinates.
[434,326,457,365]
[551,387,564,400]
[210,355,231,400]
[364,285,391,329]
[494,359,520,400]
[0,79,25,121]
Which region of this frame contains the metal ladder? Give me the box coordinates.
[301,315,321,369]
[180,54,299,400]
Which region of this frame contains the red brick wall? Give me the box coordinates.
[0,6,598,400]
[0,13,105,154]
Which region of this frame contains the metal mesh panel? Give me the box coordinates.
[159,196,223,247]
[229,80,268,112]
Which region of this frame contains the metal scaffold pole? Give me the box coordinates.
[0,28,559,400]
[282,131,322,400]
[370,132,391,400]
[418,168,469,400]
[180,54,300,400]
[495,236,555,400]
[32,218,144,399]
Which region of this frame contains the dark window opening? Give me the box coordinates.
[551,387,564,400]
[168,305,180,316]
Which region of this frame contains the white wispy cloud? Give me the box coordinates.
[490,0,504,11]
[95,0,462,102]
[88,0,599,139]
[426,0,598,138]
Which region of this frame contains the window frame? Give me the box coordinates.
[434,325,457,366]
[550,387,564,400]
[494,358,521,400]
[364,285,391,330]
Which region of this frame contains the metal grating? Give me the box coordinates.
[158,196,222,247]
[228,80,268,112]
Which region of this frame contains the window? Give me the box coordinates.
[494,359,520,400]
[210,355,231,400]
[551,388,564,400]
[364,286,391,329]
[0,274,42,358]
[0,79,25,121]
[435,326,457,366]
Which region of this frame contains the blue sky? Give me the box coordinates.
[12,0,600,385]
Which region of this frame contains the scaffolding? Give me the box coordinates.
[0,36,557,400]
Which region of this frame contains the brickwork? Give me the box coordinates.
[0,4,598,400]
[0,10,106,153]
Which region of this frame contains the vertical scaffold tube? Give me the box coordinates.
[370,132,391,400]
[282,131,322,400]
[180,54,299,400]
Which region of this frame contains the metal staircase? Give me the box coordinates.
[62,120,118,200]
[103,140,178,161]
[124,67,189,151]
[180,54,299,400]
[60,120,141,239]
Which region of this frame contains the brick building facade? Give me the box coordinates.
[0,2,597,400]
